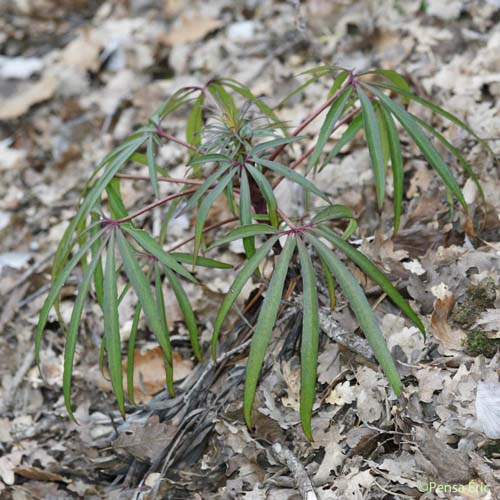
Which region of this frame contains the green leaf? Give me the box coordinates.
[362,69,410,95]
[308,86,352,171]
[124,226,197,284]
[357,86,386,210]
[244,236,296,428]
[211,235,280,359]
[297,238,319,440]
[147,136,159,197]
[89,216,104,307]
[314,226,425,335]
[52,136,145,282]
[306,234,402,395]
[63,234,108,421]
[380,105,404,235]
[366,84,468,211]
[277,75,323,108]
[208,224,277,250]
[116,230,173,365]
[193,168,237,266]
[163,266,201,361]
[36,228,107,366]
[186,92,205,161]
[408,111,484,200]
[375,102,390,167]
[106,178,129,219]
[245,163,279,228]
[103,230,126,416]
[318,254,336,310]
[253,157,330,202]
[218,78,285,132]
[320,113,363,171]
[369,81,494,155]
[154,265,174,395]
[126,302,142,404]
[328,70,349,97]
[250,136,304,156]
[311,204,355,224]
[170,252,232,269]
[182,161,231,213]
[239,169,256,259]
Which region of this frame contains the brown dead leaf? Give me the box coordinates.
[414,426,472,484]
[112,415,176,463]
[0,74,57,120]
[99,347,193,402]
[161,15,222,46]
[13,466,69,483]
[430,283,466,351]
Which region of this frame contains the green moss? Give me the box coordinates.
[464,329,500,358]
[483,442,500,459]
[451,278,497,327]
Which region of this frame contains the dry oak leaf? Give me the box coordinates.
[161,15,222,45]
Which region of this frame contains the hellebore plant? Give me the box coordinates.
[36,66,489,440]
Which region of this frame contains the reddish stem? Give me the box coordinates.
[269,73,354,161]
[115,188,198,224]
[115,173,204,186]
[156,127,198,152]
[167,216,239,252]
[271,107,360,189]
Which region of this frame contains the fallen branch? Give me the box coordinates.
[271,443,318,500]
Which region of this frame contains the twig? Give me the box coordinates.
[271,443,318,500]
[115,173,204,186]
[0,348,35,415]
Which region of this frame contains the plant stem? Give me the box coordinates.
[115,173,204,186]
[271,107,360,189]
[156,127,198,152]
[115,188,198,224]
[269,74,354,161]
[167,216,238,252]
[277,208,296,229]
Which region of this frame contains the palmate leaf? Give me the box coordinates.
[218,78,285,132]
[308,86,353,171]
[62,234,108,421]
[211,235,280,359]
[193,168,238,266]
[297,238,319,440]
[52,136,145,282]
[147,135,159,197]
[36,227,108,366]
[169,252,232,269]
[250,136,304,156]
[245,163,279,228]
[409,111,484,199]
[127,302,142,404]
[368,81,494,155]
[154,264,174,395]
[208,224,277,250]
[186,92,205,163]
[239,169,256,259]
[253,157,330,202]
[305,233,402,395]
[244,236,296,428]
[366,84,468,211]
[380,105,404,235]
[124,226,197,284]
[116,230,173,366]
[320,113,363,171]
[357,86,386,210]
[311,204,355,224]
[163,265,201,362]
[314,226,425,335]
[103,230,126,416]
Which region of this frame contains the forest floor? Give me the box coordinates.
[0,0,499,498]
